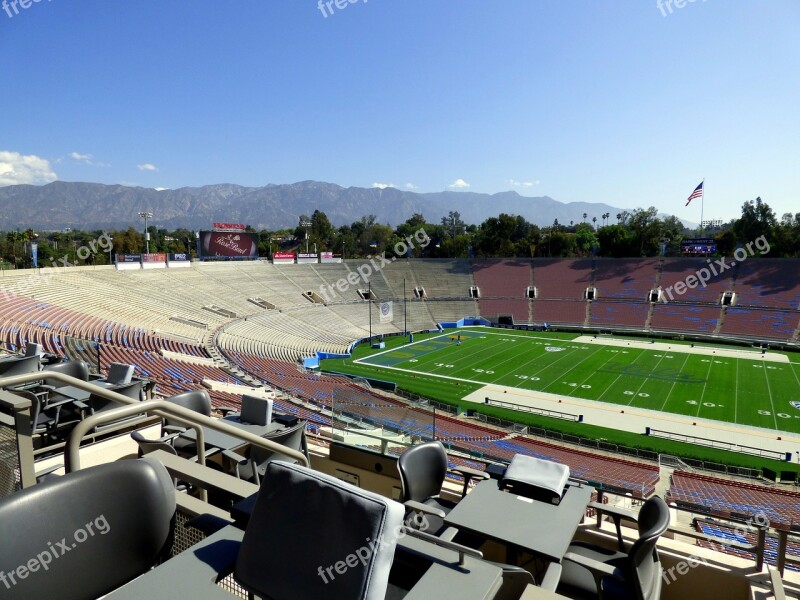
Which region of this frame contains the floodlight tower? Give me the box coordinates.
[138,211,153,254]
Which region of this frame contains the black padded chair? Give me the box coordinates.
[397,440,489,534]
[0,457,176,600]
[9,389,82,442]
[224,420,310,485]
[42,359,91,386]
[162,389,213,457]
[234,461,404,600]
[557,495,671,600]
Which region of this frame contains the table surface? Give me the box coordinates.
[179,420,283,451]
[50,385,94,401]
[444,479,593,564]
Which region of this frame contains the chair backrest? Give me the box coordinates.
[0,458,175,600]
[163,389,212,428]
[240,394,272,426]
[106,362,135,385]
[627,495,671,600]
[0,354,40,377]
[397,440,448,503]
[130,430,178,458]
[251,420,309,466]
[235,461,404,600]
[43,360,90,386]
[88,381,143,413]
[25,342,44,357]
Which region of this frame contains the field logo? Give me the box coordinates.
[790,401,800,411]
[545,346,565,353]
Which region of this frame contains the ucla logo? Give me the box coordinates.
[545,346,565,353]
[790,401,800,411]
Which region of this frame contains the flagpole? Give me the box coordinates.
[368,280,372,342]
[700,177,705,233]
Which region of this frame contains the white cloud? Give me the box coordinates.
[0,151,58,186]
[372,182,395,189]
[70,151,93,163]
[508,178,540,188]
[137,163,159,172]
[404,182,418,189]
[448,178,470,189]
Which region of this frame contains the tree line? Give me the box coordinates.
[1,197,798,268]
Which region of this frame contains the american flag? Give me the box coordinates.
[686,181,703,206]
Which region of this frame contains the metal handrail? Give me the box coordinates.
[0,371,309,473]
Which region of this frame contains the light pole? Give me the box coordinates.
[138,211,153,254]
[301,220,311,254]
[108,236,114,264]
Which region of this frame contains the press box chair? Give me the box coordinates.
[557,495,671,600]
[397,440,489,534]
[0,457,176,600]
[234,460,405,600]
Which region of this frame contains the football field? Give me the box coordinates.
[350,328,800,434]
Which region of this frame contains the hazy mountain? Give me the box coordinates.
[0,180,664,231]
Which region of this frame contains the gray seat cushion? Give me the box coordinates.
[235,461,404,600]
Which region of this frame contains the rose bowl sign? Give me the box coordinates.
[199,231,258,259]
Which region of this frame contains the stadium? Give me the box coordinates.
[1,250,799,598]
[2,2,799,598]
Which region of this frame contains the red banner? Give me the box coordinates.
[212,222,245,231]
[272,252,296,259]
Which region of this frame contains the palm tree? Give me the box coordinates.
[582,212,588,223]
[592,216,597,228]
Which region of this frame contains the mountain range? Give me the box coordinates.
[0,180,657,231]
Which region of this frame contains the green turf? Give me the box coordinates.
[323,328,800,471]
[347,328,800,434]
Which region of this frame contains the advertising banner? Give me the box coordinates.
[199,231,258,259]
[320,252,343,264]
[117,254,142,263]
[297,253,319,264]
[212,223,246,231]
[272,251,296,264]
[143,253,167,262]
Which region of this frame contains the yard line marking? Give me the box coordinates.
[593,350,651,403]
[541,345,622,397]
[658,354,691,412]
[762,361,779,430]
[734,358,739,425]
[694,357,715,418]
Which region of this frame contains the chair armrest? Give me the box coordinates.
[222,449,248,465]
[451,465,490,496]
[563,550,619,591]
[540,562,562,592]
[46,397,79,410]
[588,501,637,550]
[162,425,187,435]
[451,465,490,480]
[217,407,238,416]
[72,400,89,413]
[404,500,446,519]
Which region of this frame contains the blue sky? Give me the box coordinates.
[1,0,798,223]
